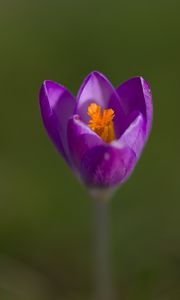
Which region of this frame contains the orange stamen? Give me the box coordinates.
[87,103,116,143]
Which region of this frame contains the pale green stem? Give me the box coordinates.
[91,190,114,300]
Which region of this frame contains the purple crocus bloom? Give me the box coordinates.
[39,71,153,189]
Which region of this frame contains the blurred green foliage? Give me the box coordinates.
[0,0,180,299]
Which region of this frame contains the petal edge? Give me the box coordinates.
[116,77,153,138]
[39,80,75,165]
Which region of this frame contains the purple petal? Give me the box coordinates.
[76,71,125,137]
[116,77,153,137]
[67,115,136,188]
[67,113,142,188]
[113,112,146,158]
[80,144,136,188]
[39,80,75,164]
[67,115,103,169]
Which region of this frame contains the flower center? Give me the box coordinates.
[87,103,116,143]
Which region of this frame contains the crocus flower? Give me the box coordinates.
[39,71,153,190]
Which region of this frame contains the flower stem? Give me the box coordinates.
[92,192,114,300]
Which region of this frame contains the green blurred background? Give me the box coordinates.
[0,0,180,299]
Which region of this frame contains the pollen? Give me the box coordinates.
[87,103,116,143]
